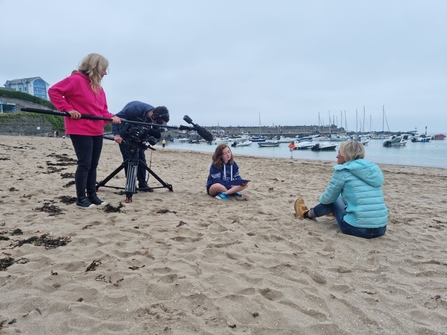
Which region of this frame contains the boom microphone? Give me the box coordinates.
[196,125,214,142]
[20,108,214,141]
[183,115,214,142]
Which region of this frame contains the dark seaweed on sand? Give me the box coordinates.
[35,202,64,216]
[17,234,71,249]
[0,257,15,271]
[103,203,124,213]
[58,195,77,205]
[45,166,66,174]
[46,153,77,165]
[63,181,75,188]
[10,229,23,236]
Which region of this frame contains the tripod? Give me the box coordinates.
[96,144,173,203]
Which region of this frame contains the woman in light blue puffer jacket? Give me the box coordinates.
[295,140,388,239]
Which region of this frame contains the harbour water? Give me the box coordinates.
[162,137,447,169]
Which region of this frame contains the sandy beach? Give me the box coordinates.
[1,135,447,335]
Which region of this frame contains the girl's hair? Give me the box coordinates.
[77,53,109,93]
[339,140,365,161]
[212,144,233,169]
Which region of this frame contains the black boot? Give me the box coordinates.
[76,196,96,208]
[87,193,108,206]
[138,183,153,192]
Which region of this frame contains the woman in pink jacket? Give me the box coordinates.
[49,53,121,208]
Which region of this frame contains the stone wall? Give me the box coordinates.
[203,124,339,138]
[0,97,55,136]
[0,114,54,136]
[0,96,52,112]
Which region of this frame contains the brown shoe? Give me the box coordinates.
[294,198,309,218]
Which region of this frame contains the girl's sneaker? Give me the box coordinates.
[229,193,245,199]
[215,192,230,200]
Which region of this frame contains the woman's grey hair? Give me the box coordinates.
[339,140,365,161]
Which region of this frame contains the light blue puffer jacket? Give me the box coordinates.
[319,159,388,228]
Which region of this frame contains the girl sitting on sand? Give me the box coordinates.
[206,144,249,200]
[294,140,388,239]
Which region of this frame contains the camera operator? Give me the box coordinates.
[112,101,169,191]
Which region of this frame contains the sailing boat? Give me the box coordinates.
[373,105,388,139]
[381,105,407,147]
[213,120,227,145]
[250,112,266,142]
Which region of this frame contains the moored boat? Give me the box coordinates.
[329,134,350,142]
[293,142,315,150]
[213,137,228,145]
[411,135,430,143]
[383,136,406,147]
[431,134,446,140]
[250,135,266,142]
[231,140,252,147]
[310,135,330,141]
[311,142,337,151]
[360,139,369,146]
[275,136,296,143]
[258,141,280,147]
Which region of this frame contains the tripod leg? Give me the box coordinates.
[96,161,127,191]
[124,160,138,203]
[140,159,173,191]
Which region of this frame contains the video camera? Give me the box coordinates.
[122,123,161,151]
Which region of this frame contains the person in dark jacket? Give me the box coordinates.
[294,140,388,239]
[112,101,169,191]
[206,144,249,200]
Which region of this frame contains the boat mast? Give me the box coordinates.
[344,110,347,132]
[363,106,365,134]
[356,109,358,133]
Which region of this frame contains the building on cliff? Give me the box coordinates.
[4,77,50,100]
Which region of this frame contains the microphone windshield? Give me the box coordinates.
[196,126,214,142]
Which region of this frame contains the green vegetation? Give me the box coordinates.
[0,88,112,132]
[0,112,63,131]
[0,88,64,131]
[42,113,65,130]
[0,88,55,109]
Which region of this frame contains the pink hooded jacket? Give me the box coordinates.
[48,72,115,136]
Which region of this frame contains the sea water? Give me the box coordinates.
[162,138,447,169]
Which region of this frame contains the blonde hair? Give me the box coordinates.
[339,140,365,161]
[77,53,109,93]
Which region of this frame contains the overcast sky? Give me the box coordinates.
[1,0,446,133]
